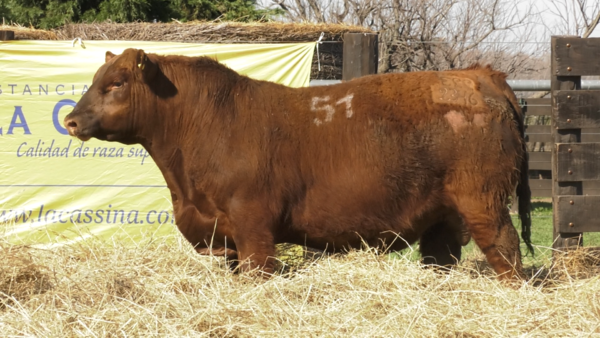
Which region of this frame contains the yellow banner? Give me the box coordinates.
[0,40,315,246]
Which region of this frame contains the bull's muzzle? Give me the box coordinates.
[63,114,92,141]
[64,117,78,136]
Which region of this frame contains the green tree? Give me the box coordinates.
[0,0,280,29]
[1,0,77,28]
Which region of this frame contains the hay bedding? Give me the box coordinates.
[1,21,372,80]
[1,236,600,337]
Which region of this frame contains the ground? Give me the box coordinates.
[1,202,600,336]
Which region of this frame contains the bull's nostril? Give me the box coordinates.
[67,120,78,128]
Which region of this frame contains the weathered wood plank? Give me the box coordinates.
[556,196,600,233]
[342,33,378,81]
[526,133,600,146]
[530,189,551,197]
[554,37,600,76]
[525,125,553,143]
[528,152,552,170]
[525,98,550,106]
[528,162,551,171]
[582,133,600,142]
[529,161,552,171]
[525,125,600,135]
[551,35,583,248]
[555,90,600,128]
[526,137,553,144]
[529,152,551,161]
[529,178,551,189]
[582,181,600,189]
[523,98,551,116]
[556,143,600,181]
[0,30,14,40]
[526,179,600,197]
[525,125,551,133]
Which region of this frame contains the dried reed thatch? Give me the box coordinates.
[53,22,371,43]
[1,232,600,336]
[2,21,374,79]
[0,24,58,40]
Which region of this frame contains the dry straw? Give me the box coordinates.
[52,22,372,43]
[1,231,599,337]
[1,21,371,42]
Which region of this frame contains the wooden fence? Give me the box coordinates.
[522,97,600,197]
[550,35,600,248]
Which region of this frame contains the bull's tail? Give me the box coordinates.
[517,144,533,256]
[509,96,533,256]
[505,95,533,256]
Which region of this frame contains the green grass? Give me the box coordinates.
[511,200,600,266]
[402,201,600,267]
[487,201,599,266]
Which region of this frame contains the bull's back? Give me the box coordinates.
[279,69,517,183]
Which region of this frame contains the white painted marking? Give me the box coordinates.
[336,93,354,118]
[311,96,334,125]
[311,93,355,126]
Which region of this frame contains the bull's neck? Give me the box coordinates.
[138,61,246,162]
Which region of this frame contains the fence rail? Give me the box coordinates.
[522,96,600,197]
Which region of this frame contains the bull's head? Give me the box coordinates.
[64,48,158,144]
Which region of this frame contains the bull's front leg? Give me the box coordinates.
[173,202,237,258]
[227,198,278,275]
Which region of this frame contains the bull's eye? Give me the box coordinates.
[113,81,123,88]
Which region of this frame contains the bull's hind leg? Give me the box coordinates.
[420,213,468,267]
[454,197,524,280]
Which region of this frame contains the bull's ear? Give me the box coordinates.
[105,51,115,63]
[135,49,157,82]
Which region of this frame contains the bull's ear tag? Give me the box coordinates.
[136,51,157,81]
[137,55,148,70]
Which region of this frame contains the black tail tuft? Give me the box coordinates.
[518,152,534,256]
[508,96,534,256]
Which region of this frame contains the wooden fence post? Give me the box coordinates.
[551,35,583,249]
[0,30,15,41]
[342,33,378,81]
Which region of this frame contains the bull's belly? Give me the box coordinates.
[280,214,430,253]
[281,228,419,253]
[279,200,463,253]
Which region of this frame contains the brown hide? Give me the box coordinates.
[64,49,531,280]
